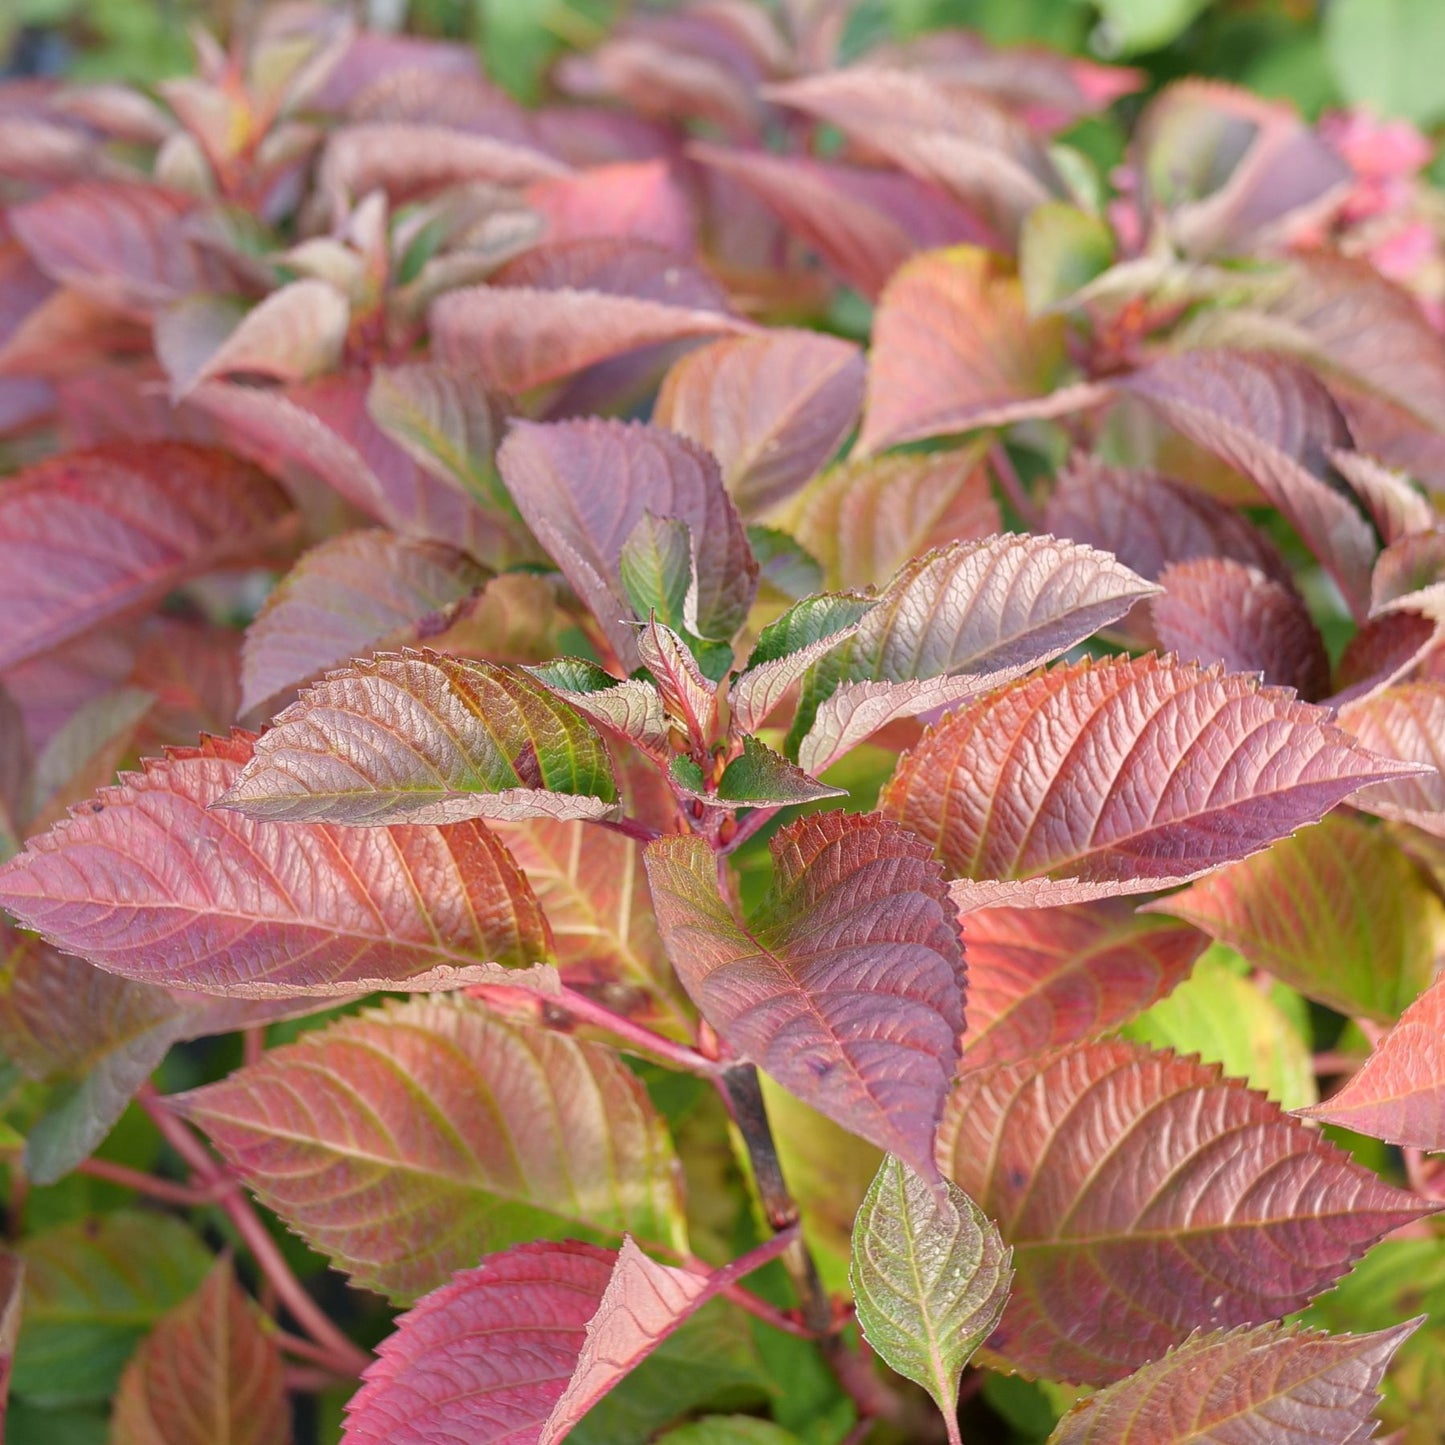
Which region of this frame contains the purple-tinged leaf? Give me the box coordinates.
[636,617,720,752]
[498,419,758,668]
[1330,449,1434,545]
[645,813,964,1183]
[850,1155,1011,1427]
[780,448,1000,592]
[0,732,553,997]
[654,332,866,515]
[688,144,993,301]
[0,443,292,672]
[1371,532,1445,612]
[938,1039,1435,1383]
[344,1241,615,1445]
[1047,1319,1419,1445]
[883,654,1423,905]
[538,1239,713,1445]
[220,650,617,826]
[528,658,673,762]
[859,247,1105,455]
[960,902,1206,1069]
[1332,606,1443,706]
[1151,558,1330,700]
[494,237,729,310]
[240,529,488,713]
[156,280,350,399]
[432,286,749,396]
[1150,813,1445,1023]
[1339,683,1445,835]
[111,1259,290,1445]
[177,997,687,1300]
[527,159,695,253]
[1302,974,1445,1151]
[1119,351,1377,619]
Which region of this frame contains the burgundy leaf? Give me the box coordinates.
[111,1259,290,1445]
[497,418,757,668]
[1302,973,1445,1150]
[178,998,685,1299]
[0,732,554,996]
[960,902,1206,1069]
[1119,351,1377,619]
[938,1039,1435,1383]
[858,247,1105,455]
[1332,606,1443,705]
[240,530,488,713]
[645,813,965,1183]
[0,443,292,671]
[1047,1319,1419,1444]
[344,1241,615,1445]
[1151,558,1330,699]
[653,331,865,515]
[882,654,1422,906]
[688,144,992,300]
[220,651,618,825]
[1150,813,1445,1023]
[779,448,1000,592]
[1339,682,1445,835]
[527,160,695,253]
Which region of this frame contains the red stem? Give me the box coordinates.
[591,814,663,844]
[75,1156,220,1207]
[989,442,1040,529]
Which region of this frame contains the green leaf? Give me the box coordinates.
[746,526,824,601]
[850,1156,1012,1429]
[1325,0,1445,126]
[716,737,846,807]
[1095,0,1210,54]
[621,513,695,636]
[1124,948,1317,1111]
[1019,203,1115,316]
[12,1213,211,1406]
[657,1418,803,1444]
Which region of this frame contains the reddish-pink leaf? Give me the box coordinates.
[688,144,992,300]
[0,732,553,997]
[1047,1319,1420,1444]
[497,418,757,668]
[527,160,695,253]
[1303,974,1445,1150]
[344,1241,615,1445]
[1119,351,1377,619]
[111,1258,290,1445]
[1332,606,1442,706]
[539,1239,713,1445]
[960,902,1206,1069]
[178,998,685,1299]
[241,529,488,713]
[432,285,749,396]
[645,813,964,1184]
[8,181,232,314]
[0,442,291,671]
[1330,449,1434,546]
[1151,558,1330,700]
[858,247,1104,455]
[937,1039,1435,1383]
[1371,531,1445,612]
[882,653,1421,906]
[494,237,728,310]
[1339,682,1445,836]
[653,331,866,515]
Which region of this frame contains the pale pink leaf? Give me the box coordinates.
[1047,1319,1420,1445]
[938,1039,1435,1383]
[883,653,1423,898]
[493,237,729,309]
[0,732,554,997]
[0,442,292,671]
[177,997,687,1300]
[645,813,965,1183]
[1339,682,1445,836]
[343,1241,615,1445]
[527,160,695,253]
[654,331,865,514]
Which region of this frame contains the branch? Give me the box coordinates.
[75,1156,221,1208]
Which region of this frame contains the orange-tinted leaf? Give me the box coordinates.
[1303,974,1445,1150]
[883,654,1420,906]
[110,1259,290,1445]
[960,902,1206,1069]
[1152,813,1445,1023]
[645,814,964,1183]
[938,1040,1434,1383]
[1340,682,1445,836]
[654,331,865,515]
[1047,1319,1419,1444]
[1151,558,1330,699]
[0,443,290,671]
[344,1240,615,1445]
[858,247,1102,455]
[0,732,553,997]
[177,997,687,1300]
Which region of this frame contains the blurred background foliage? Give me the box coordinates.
[6,0,1445,150]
